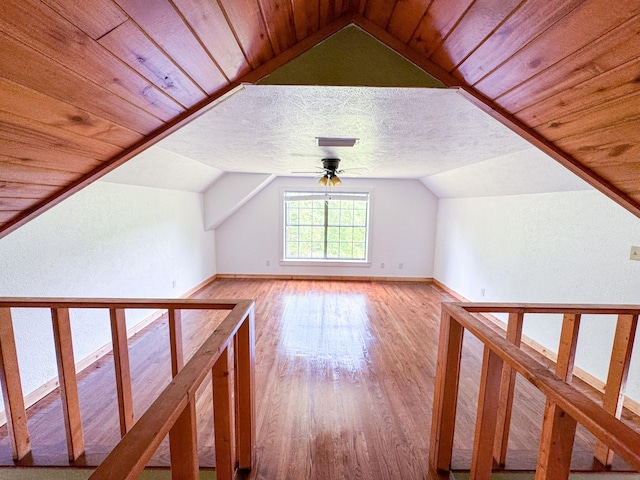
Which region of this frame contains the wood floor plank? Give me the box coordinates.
[0,280,637,477]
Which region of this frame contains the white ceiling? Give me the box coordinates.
[102,84,591,196]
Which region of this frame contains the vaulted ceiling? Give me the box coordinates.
[2,0,640,238]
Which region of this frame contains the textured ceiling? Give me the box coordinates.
[104,84,589,196]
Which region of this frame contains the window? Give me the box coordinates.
[283,191,370,261]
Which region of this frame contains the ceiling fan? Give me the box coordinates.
[293,158,366,187]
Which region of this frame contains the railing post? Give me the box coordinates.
[213,344,234,480]
[110,308,134,436]
[535,313,580,480]
[470,346,504,480]
[429,307,464,474]
[494,311,524,466]
[169,397,199,479]
[594,313,638,466]
[0,307,31,460]
[168,309,184,377]
[234,310,255,470]
[51,307,85,461]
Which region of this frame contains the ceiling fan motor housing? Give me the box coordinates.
[322,158,340,175]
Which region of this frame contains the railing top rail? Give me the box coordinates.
[450,301,640,315]
[443,302,640,471]
[89,299,254,480]
[0,297,253,310]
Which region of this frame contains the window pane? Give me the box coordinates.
[312,242,324,258]
[353,209,366,226]
[299,226,312,242]
[353,227,366,242]
[327,242,340,258]
[299,208,313,224]
[312,226,325,242]
[312,208,324,225]
[340,209,353,225]
[340,227,353,242]
[286,227,298,242]
[339,243,353,258]
[286,206,299,225]
[353,243,365,259]
[327,208,340,225]
[286,242,298,257]
[299,242,312,257]
[327,226,340,242]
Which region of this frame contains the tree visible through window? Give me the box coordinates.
[284,191,369,261]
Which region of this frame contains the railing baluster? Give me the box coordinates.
[0,307,30,460]
[213,344,234,480]
[169,398,198,479]
[429,308,464,474]
[110,308,134,436]
[494,311,524,466]
[470,346,504,480]
[168,309,184,377]
[594,313,638,466]
[51,307,84,461]
[535,313,581,480]
[234,311,255,469]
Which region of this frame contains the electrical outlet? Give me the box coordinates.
[266,260,271,266]
[480,288,486,297]
[398,262,404,270]
[630,246,640,261]
[380,262,385,268]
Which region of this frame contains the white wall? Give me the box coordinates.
[0,181,216,406]
[434,189,640,399]
[216,177,438,278]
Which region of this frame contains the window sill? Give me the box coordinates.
[280,259,371,267]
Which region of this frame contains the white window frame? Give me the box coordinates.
[280,187,373,266]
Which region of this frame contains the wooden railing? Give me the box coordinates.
[430,302,640,480]
[0,298,255,479]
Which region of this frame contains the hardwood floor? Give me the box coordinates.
[0,279,636,477]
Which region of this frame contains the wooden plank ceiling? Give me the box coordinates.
[1,0,640,237]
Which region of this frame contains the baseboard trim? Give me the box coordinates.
[215,273,433,283]
[431,279,640,418]
[0,274,219,427]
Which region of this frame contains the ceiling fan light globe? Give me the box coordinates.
[318,175,329,186]
[329,175,342,187]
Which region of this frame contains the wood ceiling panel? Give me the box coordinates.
[0,197,43,211]
[42,0,127,40]
[386,0,432,44]
[556,119,640,169]
[430,0,522,73]
[0,111,123,160]
[3,0,640,233]
[455,0,584,85]
[0,162,80,186]
[518,58,640,128]
[1,148,103,174]
[218,0,275,69]
[0,32,164,135]
[0,182,61,199]
[498,14,640,114]
[474,0,640,100]
[114,0,228,93]
[99,20,207,109]
[536,92,640,142]
[408,0,474,58]
[0,78,142,149]
[258,0,297,55]
[362,0,397,28]
[0,0,184,122]
[3,139,106,170]
[0,212,20,223]
[292,0,320,41]
[171,0,251,80]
